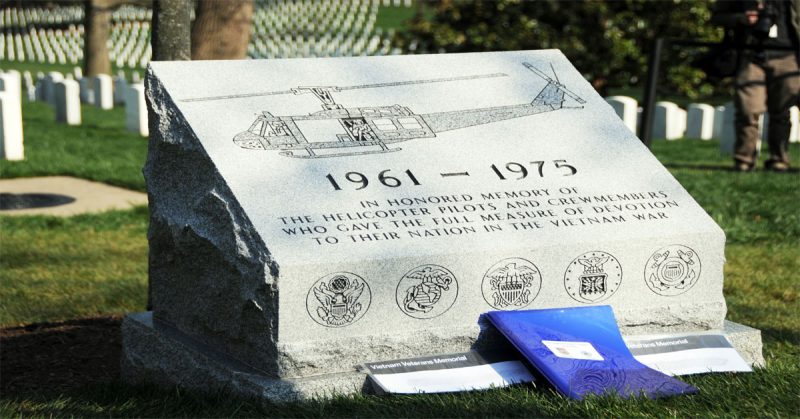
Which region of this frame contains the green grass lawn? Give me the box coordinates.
[0,97,798,416]
[0,100,147,191]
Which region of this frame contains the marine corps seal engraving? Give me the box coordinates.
[481,258,542,310]
[564,251,622,303]
[644,245,701,296]
[306,272,371,327]
[395,264,458,319]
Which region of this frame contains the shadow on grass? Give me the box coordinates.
[664,163,800,173]
[726,301,800,346]
[759,326,800,347]
[0,316,122,396]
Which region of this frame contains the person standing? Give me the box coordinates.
[712,0,800,172]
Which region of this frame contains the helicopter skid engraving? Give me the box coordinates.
[187,63,585,159]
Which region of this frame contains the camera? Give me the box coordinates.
[745,0,779,39]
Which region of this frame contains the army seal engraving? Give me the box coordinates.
[644,245,701,296]
[481,258,542,310]
[306,272,371,327]
[395,264,458,319]
[564,251,622,303]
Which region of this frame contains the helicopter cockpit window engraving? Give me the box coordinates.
[181,62,586,159]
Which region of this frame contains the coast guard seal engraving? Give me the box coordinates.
[564,251,622,303]
[395,264,458,319]
[481,258,542,310]
[644,245,701,296]
[306,272,371,327]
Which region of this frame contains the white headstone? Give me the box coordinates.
[0,71,22,105]
[43,71,64,106]
[23,72,34,101]
[79,77,94,104]
[653,101,685,140]
[718,103,736,155]
[54,79,81,125]
[685,103,714,140]
[114,77,128,105]
[712,105,725,140]
[93,74,113,109]
[759,111,796,146]
[34,80,44,102]
[124,51,763,401]
[604,96,637,134]
[125,83,147,136]
[0,91,24,160]
[25,82,36,102]
[73,66,83,80]
[676,108,687,140]
[637,106,642,133]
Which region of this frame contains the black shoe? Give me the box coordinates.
[734,162,754,172]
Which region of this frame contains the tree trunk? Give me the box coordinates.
[151,0,192,61]
[83,0,113,76]
[191,0,254,60]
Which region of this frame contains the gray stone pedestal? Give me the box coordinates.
[121,311,764,403]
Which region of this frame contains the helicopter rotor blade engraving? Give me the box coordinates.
[181,73,508,103]
[336,73,508,91]
[182,89,296,102]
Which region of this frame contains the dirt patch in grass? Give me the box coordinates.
[0,316,121,395]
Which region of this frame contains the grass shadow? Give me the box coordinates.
[664,163,800,173]
[0,316,122,396]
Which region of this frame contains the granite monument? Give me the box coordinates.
[122,50,763,402]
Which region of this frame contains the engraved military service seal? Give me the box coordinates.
[564,251,622,303]
[306,272,371,327]
[395,264,458,319]
[644,245,701,296]
[481,258,542,310]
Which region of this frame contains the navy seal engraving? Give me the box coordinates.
[306,272,371,327]
[481,258,542,310]
[564,251,622,303]
[645,245,701,296]
[395,264,458,319]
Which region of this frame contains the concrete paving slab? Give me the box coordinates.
[0,176,147,216]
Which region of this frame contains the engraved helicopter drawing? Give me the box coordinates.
[182,62,586,159]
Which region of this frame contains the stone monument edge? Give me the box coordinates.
[143,65,283,376]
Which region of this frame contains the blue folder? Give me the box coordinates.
[484,306,697,399]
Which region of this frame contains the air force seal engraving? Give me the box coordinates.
[645,245,701,296]
[564,251,622,303]
[395,264,458,319]
[481,258,542,310]
[306,272,371,327]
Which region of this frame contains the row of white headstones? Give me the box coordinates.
[1,6,152,69]
[1,0,411,69]
[0,67,147,160]
[606,96,800,155]
[249,0,399,58]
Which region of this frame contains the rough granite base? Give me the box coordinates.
[121,312,765,403]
